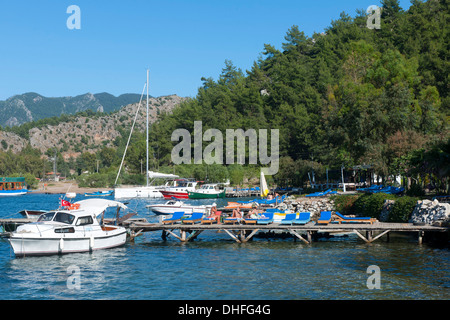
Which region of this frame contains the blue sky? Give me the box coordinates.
[0,0,412,100]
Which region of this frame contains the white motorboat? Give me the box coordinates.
[146,199,212,215]
[9,199,128,257]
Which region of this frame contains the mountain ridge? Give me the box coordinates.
[0,92,146,127]
[0,94,187,160]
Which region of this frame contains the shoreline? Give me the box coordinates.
[30,181,111,195]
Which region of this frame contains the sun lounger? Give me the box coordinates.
[256,212,274,225]
[316,211,332,225]
[333,212,377,224]
[223,217,241,224]
[201,211,222,224]
[162,211,185,224]
[243,218,258,224]
[280,213,297,225]
[182,212,203,224]
[293,212,311,225]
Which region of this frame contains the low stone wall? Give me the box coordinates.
[282,197,334,220]
[410,199,450,226]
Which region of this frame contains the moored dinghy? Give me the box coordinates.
[9,199,128,257]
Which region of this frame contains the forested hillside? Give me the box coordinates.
[146,0,448,191]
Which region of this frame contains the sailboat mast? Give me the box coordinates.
[146,69,149,187]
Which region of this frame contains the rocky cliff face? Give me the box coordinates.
[0,94,186,159]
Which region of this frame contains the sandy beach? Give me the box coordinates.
[31,180,111,195]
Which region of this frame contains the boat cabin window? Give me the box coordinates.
[54,227,75,233]
[38,211,56,222]
[76,216,94,226]
[53,212,75,224]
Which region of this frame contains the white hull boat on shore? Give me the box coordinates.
[9,199,128,257]
[146,199,212,215]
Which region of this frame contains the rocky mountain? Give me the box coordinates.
[0,94,186,160]
[0,92,144,127]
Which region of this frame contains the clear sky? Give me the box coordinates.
[0,0,412,100]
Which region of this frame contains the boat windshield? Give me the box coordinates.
[38,211,56,222]
[53,212,76,225]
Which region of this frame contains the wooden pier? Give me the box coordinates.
[1,217,447,245]
[124,220,449,244]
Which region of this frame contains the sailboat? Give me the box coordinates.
[114,70,179,199]
[260,170,269,198]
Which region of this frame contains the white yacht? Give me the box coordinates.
[113,70,179,199]
[114,171,179,199]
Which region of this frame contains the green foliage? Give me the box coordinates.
[331,194,360,215]
[406,183,425,197]
[388,196,418,222]
[145,0,448,186]
[76,172,117,188]
[333,193,418,222]
[353,193,396,219]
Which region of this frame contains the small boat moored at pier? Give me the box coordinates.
[188,183,225,199]
[146,199,212,215]
[9,199,128,257]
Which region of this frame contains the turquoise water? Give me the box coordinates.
[0,193,448,300]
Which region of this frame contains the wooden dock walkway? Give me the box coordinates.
[124,220,449,244]
[1,217,447,245]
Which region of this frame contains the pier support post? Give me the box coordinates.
[418,231,424,244]
[289,230,310,244]
[222,229,241,243]
[180,230,187,242]
[307,231,312,243]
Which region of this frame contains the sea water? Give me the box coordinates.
[0,193,448,300]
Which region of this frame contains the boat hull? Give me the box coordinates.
[9,229,127,257]
[114,186,164,199]
[0,189,27,196]
[188,191,225,199]
[85,191,113,197]
[160,191,189,199]
[148,205,209,215]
